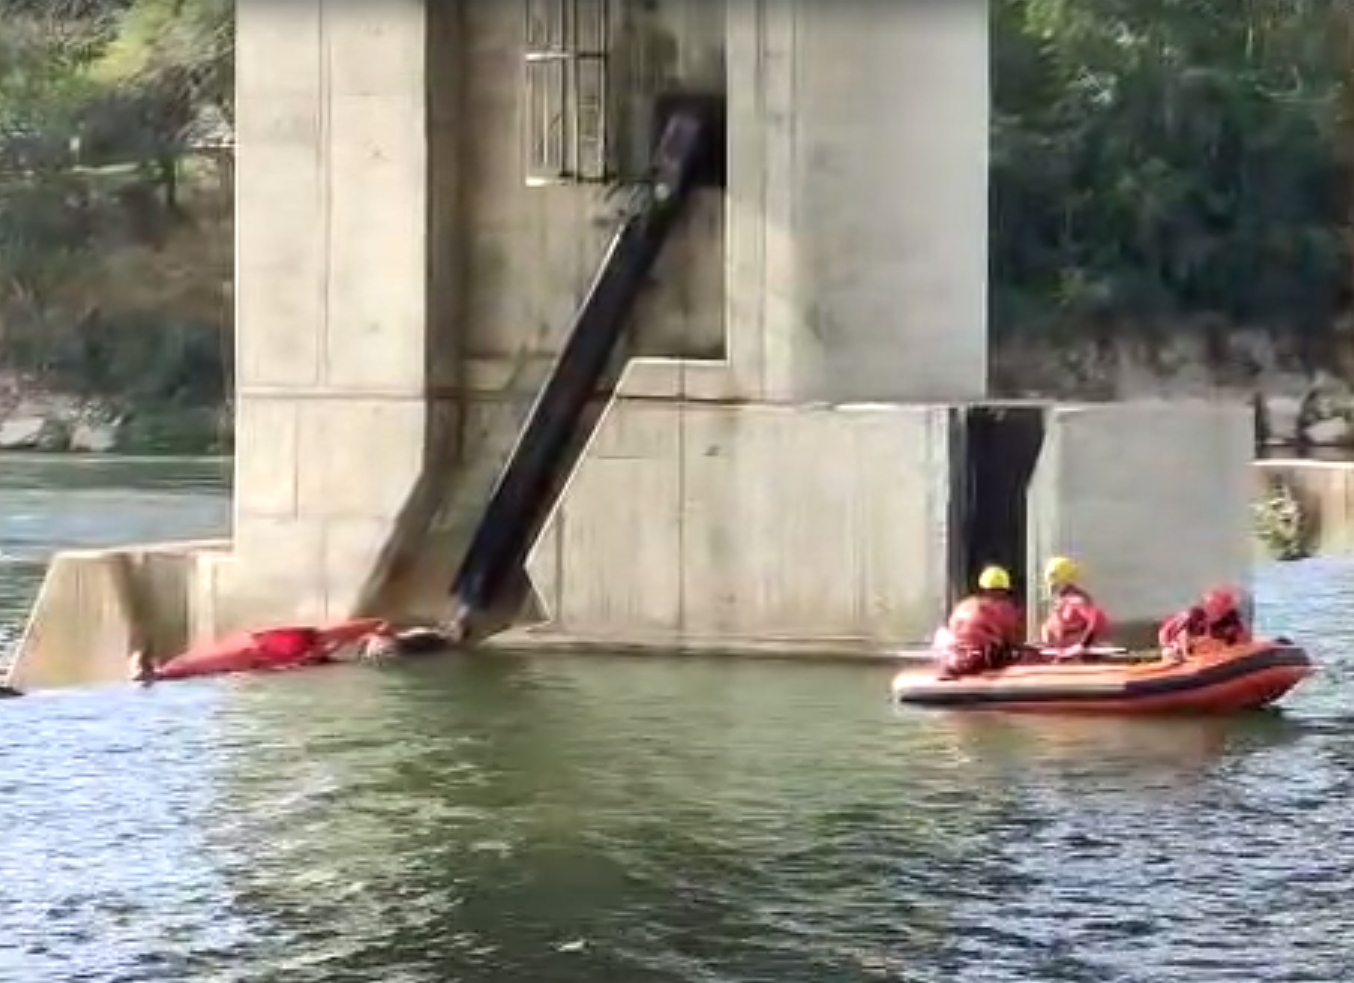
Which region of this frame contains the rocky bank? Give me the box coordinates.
[0,374,230,455]
[993,322,1354,451]
[0,170,233,456]
[0,377,116,453]
[4,323,1353,455]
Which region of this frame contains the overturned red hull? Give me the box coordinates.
[154,618,387,681]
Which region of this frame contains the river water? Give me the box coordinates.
[2,456,1354,983]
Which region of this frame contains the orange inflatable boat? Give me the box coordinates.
[890,639,1314,714]
[153,618,388,682]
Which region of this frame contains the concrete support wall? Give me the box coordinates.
[526,403,954,644]
[1028,402,1255,643]
[1255,460,1354,558]
[226,0,990,636]
[724,0,989,402]
[8,541,228,690]
[461,0,728,392]
[13,0,1265,687]
[229,0,458,625]
[508,0,992,647]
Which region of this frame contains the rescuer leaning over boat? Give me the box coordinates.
[933,565,1025,679]
[1157,587,1253,661]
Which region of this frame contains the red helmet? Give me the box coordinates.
[1201,587,1239,621]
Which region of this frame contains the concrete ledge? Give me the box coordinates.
[461,356,740,402]
[523,398,1254,651]
[8,551,142,690]
[8,540,229,691]
[485,625,905,663]
[487,618,1170,661]
[14,430,1305,691]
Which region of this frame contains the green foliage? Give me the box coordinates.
[10,310,228,406]
[93,0,233,96]
[993,0,1350,339]
[0,0,233,417]
[1253,477,1314,561]
[0,0,1349,423]
[116,403,229,454]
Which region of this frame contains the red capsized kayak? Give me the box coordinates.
[154,618,389,681]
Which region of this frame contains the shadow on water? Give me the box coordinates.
[186,658,971,982]
[922,707,1309,774]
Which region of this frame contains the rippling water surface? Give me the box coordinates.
[3,454,1354,982]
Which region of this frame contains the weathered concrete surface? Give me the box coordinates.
[516,398,1255,651]
[8,541,228,690]
[525,401,954,644]
[1028,402,1255,646]
[221,0,991,639]
[229,0,454,626]
[14,0,1259,687]
[723,1,989,403]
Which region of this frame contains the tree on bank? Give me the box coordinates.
[0,0,233,430]
[0,0,1349,424]
[992,0,1351,353]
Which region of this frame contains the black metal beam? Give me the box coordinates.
[447,95,726,637]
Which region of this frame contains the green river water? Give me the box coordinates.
[2,455,1354,982]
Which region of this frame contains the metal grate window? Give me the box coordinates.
[523,0,611,186]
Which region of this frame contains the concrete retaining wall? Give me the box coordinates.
[7,540,229,690]
[1028,402,1254,646]
[10,399,1263,688]
[523,401,954,646]
[223,0,995,637]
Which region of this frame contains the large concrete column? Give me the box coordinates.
[1027,402,1255,644]
[227,0,460,624]
[725,0,989,403]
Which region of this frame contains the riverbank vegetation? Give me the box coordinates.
[0,0,1349,451]
[992,0,1351,380]
[0,0,232,452]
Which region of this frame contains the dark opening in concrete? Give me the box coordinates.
[951,404,1047,607]
[652,92,726,188]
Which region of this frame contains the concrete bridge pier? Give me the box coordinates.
[519,0,990,646]
[8,0,1256,690]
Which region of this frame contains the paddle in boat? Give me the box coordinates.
[890,638,1314,714]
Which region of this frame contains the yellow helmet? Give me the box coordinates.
[1044,555,1080,587]
[977,565,1012,592]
